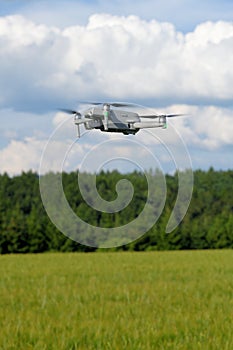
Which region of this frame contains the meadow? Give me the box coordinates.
[0,250,233,350]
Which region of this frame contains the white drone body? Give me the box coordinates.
[61,102,183,138]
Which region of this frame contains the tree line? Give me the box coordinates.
[0,168,232,253]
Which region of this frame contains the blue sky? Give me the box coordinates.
[1,0,233,31]
[0,0,232,175]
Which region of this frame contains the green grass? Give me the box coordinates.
[0,250,233,349]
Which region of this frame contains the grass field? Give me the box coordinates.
[0,251,233,350]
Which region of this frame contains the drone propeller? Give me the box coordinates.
[79,101,102,106]
[141,113,188,119]
[79,101,135,108]
[109,102,136,107]
[165,114,187,118]
[59,108,81,116]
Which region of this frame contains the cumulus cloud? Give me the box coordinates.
[0,137,45,175]
[167,105,233,150]
[0,134,84,176]
[0,14,233,112]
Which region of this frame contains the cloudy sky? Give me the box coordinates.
[0,0,233,175]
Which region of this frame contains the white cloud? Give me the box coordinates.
[0,14,233,112]
[168,105,233,150]
[185,21,233,46]
[0,137,45,175]
[0,15,59,48]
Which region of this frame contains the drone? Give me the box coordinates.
[61,102,184,138]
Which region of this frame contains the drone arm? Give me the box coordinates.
[139,114,159,118]
[134,121,164,129]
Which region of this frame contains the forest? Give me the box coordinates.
[0,168,232,253]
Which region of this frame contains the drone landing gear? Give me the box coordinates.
[103,104,110,130]
[76,124,80,138]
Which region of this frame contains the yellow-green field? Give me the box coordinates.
[0,251,233,349]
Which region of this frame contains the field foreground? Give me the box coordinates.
[0,251,233,349]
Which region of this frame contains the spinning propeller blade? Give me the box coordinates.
[141,113,188,118]
[79,101,102,106]
[165,114,187,118]
[110,102,136,107]
[59,108,81,115]
[79,101,136,108]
